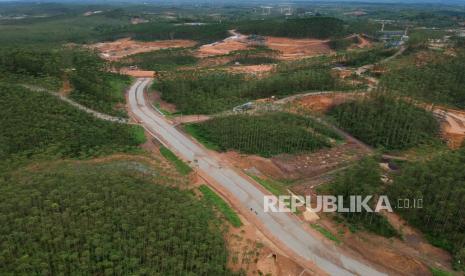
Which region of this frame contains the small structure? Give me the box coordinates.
[233,102,254,113]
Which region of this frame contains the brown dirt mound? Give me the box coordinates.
[294,93,362,113]
[196,40,249,57]
[88,38,197,61]
[119,68,155,78]
[265,37,332,60]
[226,222,310,275]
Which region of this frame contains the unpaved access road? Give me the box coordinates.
[128,78,386,276]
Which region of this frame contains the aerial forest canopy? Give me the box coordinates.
[381,51,465,109]
[328,93,440,150]
[156,65,347,115]
[0,162,232,275]
[185,112,341,157]
[388,148,465,271]
[0,83,144,160]
[236,17,347,39]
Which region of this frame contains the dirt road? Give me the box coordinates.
[128,78,387,276]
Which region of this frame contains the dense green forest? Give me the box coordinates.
[69,50,130,117]
[0,83,144,160]
[328,93,440,150]
[117,48,198,71]
[381,51,465,109]
[0,47,129,116]
[0,14,129,46]
[0,47,63,89]
[388,148,465,271]
[184,112,341,157]
[115,22,229,44]
[0,161,232,275]
[323,158,398,237]
[236,17,347,39]
[156,65,348,114]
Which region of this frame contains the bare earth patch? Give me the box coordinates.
[88,38,197,61]
[227,64,275,76]
[226,220,311,275]
[119,68,155,78]
[265,36,333,60]
[196,37,249,57]
[435,107,465,148]
[293,92,363,113]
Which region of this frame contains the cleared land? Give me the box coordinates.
[265,37,332,60]
[89,38,197,61]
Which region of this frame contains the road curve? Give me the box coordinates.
[128,78,386,276]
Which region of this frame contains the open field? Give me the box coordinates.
[89,38,197,61]
[265,36,332,60]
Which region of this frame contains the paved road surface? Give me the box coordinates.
[128,78,386,276]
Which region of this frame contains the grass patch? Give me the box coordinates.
[249,175,287,196]
[310,224,341,244]
[199,185,242,227]
[183,123,222,151]
[131,125,147,145]
[430,267,453,276]
[159,146,192,175]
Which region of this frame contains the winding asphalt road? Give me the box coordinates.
[128,78,386,276]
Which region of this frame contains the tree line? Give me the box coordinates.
[236,17,347,39]
[388,148,465,272]
[156,64,349,115]
[0,83,144,160]
[380,51,465,109]
[328,92,440,150]
[322,158,399,237]
[185,112,341,157]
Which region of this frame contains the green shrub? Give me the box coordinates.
[199,185,242,227]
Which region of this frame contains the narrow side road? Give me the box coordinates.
[128,78,387,276]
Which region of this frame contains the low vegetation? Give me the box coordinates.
[310,224,341,244]
[185,112,341,157]
[117,48,198,71]
[249,175,288,196]
[159,146,192,175]
[199,185,242,227]
[337,47,397,67]
[228,46,279,65]
[328,93,440,150]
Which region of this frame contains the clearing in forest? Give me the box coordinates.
[265,37,332,60]
[88,38,197,61]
